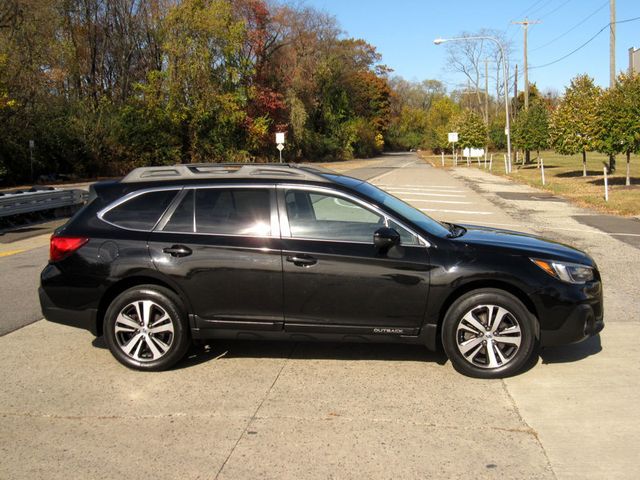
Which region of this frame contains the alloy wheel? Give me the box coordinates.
[455,304,522,369]
[114,300,175,362]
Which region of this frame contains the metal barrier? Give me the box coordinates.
[0,188,88,219]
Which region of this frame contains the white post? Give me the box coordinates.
[604,166,609,202]
[626,153,631,186]
[441,152,444,167]
[541,159,545,185]
[489,154,493,171]
[516,151,519,165]
[484,153,487,168]
[504,154,507,173]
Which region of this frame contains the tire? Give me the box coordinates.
[104,285,191,371]
[442,289,537,379]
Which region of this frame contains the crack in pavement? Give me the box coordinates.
[0,410,539,438]
[213,342,297,480]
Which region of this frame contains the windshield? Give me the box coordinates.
[323,174,451,238]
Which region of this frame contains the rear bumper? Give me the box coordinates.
[39,287,99,336]
[540,303,604,347]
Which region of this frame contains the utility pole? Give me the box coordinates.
[610,0,616,87]
[513,64,518,116]
[512,18,541,110]
[608,0,616,172]
[484,58,489,125]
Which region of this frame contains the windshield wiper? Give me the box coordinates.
[445,222,467,238]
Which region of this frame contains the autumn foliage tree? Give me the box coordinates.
[550,75,601,176]
[452,110,487,150]
[0,0,395,183]
[512,101,550,162]
[595,73,640,185]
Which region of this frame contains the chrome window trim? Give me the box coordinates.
[97,182,431,247]
[151,229,279,240]
[277,184,430,247]
[99,184,280,236]
[97,186,183,232]
[155,189,190,232]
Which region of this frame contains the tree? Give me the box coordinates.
[452,109,487,150]
[596,73,640,185]
[550,74,601,176]
[444,29,512,122]
[512,101,549,163]
[488,116,506,150]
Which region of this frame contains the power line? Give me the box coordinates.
[528,0,554,17]
[516,0,546,19]
[539,0,573,20]
[530,15,640,70]
[531,1,608,52]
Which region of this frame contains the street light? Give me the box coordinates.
[434,36,512,173]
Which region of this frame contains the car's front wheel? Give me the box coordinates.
[442,289,537,378]
[104,285,191,371]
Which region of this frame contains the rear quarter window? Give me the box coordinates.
[102,190,178,230]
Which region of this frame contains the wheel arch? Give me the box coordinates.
[434,280,539,349]
[96,275,189,336]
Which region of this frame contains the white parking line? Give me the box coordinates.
[382,188,465,194]
[401,199,473,205]
[420,208,493,215]
[387,191,467,198]
[447,220,640,237]
[376,184,460,190]
[386,188,466,194]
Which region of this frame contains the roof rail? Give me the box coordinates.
[120,163,334,183]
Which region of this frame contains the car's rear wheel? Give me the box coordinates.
[104,285,190,371]
[442,289,537,378]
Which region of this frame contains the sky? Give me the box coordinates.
[303,0,639,94]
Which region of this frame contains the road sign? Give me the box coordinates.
[275,132,285,144]
[463,147,485,158]
[448,132,458,143]
[276,144,284,151]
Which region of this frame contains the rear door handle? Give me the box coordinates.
[163,245,192,257]
[286,254,317,267]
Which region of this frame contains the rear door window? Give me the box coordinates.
[194,188,272,236]
[102,190,178,230]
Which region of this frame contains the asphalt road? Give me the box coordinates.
[1,153,639,479]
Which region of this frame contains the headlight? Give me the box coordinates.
[531,258,594,284]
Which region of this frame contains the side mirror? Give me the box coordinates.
[373,227,401,250]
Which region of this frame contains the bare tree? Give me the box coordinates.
[444,28,513,122]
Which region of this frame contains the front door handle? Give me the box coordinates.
[163,245,192,257]
[286,254,317,267]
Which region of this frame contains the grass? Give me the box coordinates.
[420,150,640,217]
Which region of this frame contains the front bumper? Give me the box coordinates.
[39,287,99,336]
[540,302,604,346]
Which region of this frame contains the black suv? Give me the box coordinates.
[39,163,603,378]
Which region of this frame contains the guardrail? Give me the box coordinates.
[0,188,88,219]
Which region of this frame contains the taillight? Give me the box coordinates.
[49,236,89,262]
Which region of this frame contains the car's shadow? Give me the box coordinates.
[92,336,447,367]
[538,334,602,364]
[177,341,449,370]
[92,335,602,372]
